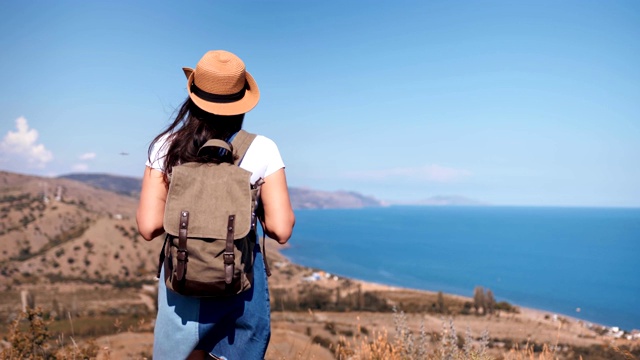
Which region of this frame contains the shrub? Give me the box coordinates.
[495,301,518,313]
[1,308,50,359]
[0,307,100,359]
[312,335,334,350]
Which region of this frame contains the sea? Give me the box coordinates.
[279,206,640,331]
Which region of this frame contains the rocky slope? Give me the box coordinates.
[0,171,159,289]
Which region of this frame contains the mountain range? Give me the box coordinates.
[58,173,385,209]
[58,173,484,208]
[0,170,482,290]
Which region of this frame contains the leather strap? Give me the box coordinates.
[224,215,236,284]
[175,211,189,281]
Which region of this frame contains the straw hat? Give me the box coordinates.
[183,50,259,116]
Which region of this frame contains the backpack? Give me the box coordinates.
[157,130,270,298]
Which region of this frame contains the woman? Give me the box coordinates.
[137,50,295,360]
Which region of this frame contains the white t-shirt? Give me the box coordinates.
[146,133,285,184]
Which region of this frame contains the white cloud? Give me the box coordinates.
[72,163,89,172]
[346,164,472,183]
[0,117,53,168]
[79,152,96,160]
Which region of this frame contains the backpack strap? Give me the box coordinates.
[230,130,272,277]
[175,211,190,282]
[231,130,257,166]
[224,215,236,284]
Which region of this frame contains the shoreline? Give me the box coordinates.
[267,241,636,335]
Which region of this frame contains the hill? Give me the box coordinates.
[411,195,486,206]
[0,170,158,289]
[288,187,384,209]
[0,170,382,288]
[59,173,142,197]
[58,172,385,209]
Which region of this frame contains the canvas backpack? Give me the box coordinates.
[157,130,270,297]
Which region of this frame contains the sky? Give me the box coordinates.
[0,1,638,207]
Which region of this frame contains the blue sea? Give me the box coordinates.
[280,206,640,331]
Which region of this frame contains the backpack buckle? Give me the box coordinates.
[177,249,189,262]
[223,252,235,284]
[223,252,235,265]
[175,249,189,281]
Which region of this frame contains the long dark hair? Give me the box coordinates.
[149,97,244,184]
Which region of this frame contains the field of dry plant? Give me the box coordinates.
[2,251,639,359]
[1,171,638,359]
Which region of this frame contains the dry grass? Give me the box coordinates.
[329,311,640,360]
[334,310,494,360]
[0,307,100,360]
[3,304,638,360]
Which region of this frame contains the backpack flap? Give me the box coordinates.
[163,162,253,239]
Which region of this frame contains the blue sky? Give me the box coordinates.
[0,1,638,207]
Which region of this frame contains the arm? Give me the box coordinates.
[260,168,295,244]
[136,166,168,241]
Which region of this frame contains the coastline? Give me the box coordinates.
[333,271,613,333]
[265,240,634,346]
[289,206,640,334]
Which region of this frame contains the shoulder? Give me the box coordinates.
[153,132,173,149]
[245,134,282,161]
[146,133,174,172]
[249,134,278,150]
[247,134,282,161]
[149,132,173,156]
[241,134,285,179]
